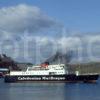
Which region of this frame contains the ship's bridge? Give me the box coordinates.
[48,64,65,70]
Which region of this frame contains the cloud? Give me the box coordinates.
[0,4,58,34]
[1,32,100,63]
[0,4,100,63]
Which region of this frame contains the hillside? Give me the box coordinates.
[67,62,100,74]
[0,54,33,70]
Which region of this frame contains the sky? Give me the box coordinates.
[0,0,100,63]
[0,0,100,32]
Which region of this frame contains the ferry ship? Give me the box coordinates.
[4,62,99,83]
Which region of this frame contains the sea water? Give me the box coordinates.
[0,78,100,100]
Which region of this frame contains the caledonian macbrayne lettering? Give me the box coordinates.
[18,76,65,81]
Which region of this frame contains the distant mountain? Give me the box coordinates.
[0,54,33,71]
[0,54,19,70]
[44,51,73,64]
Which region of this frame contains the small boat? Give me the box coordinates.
[4,62,99,83]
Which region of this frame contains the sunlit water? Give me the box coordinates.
[0,78,100,100]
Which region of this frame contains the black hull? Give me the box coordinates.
[4,74,99,83]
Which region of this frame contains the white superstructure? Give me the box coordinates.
[9,64,67,76]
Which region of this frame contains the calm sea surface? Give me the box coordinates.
[0,78,100,100]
